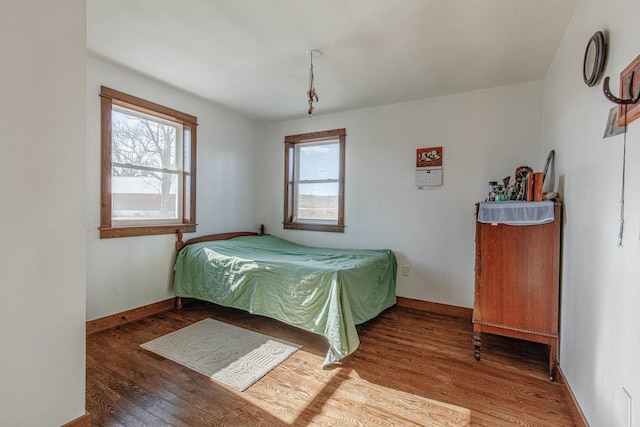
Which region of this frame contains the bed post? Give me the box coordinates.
[175,230,184,311]
[176,229,184,252]
[260,224,265,235]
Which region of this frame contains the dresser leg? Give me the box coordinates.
[549,340,558,381]
[473,332,481,361]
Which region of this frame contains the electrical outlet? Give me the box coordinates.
[623,387,632,427]
[401,265,410,277]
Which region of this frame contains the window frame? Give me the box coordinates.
[283,128,346,233]
[99,86,197,238]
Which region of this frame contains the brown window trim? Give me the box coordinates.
[99,86,198,239]
[99,224,197,239]
[283,128,346,233]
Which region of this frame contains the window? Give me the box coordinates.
[100,86,197,238]
[284,128,346,232]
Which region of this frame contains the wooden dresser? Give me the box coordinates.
[472,201,561,380]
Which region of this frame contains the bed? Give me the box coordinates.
[173,228,397,367]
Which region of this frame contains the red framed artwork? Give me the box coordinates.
[416,147,443,168]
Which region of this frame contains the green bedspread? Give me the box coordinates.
[174,235,397,367]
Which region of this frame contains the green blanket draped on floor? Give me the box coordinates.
[174,235,397,367]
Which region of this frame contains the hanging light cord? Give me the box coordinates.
[309,54,314,94]
[307,52,318,116]
[618,104,628,247]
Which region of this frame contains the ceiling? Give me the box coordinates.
[87,0,578,124]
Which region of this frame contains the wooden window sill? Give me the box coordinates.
[283,222,344,233]
[100,224,196,239]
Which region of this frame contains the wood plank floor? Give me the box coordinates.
[86,301,577,426]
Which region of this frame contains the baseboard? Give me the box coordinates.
[396,296,473,320]
[87,298,177,335]
[557,366,590,426]
[62,412,91,427]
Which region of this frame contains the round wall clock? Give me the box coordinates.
[583,31,606,87]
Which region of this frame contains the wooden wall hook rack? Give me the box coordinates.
[603,55,640,126]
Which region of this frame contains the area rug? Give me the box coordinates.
[140,318,301,391]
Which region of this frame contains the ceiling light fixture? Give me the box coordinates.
[306,49,322,117]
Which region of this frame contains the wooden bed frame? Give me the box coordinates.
[174,224,265,309]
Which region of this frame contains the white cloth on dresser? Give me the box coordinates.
[477,201,555,225]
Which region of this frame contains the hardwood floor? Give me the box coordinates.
[87,301,577,426]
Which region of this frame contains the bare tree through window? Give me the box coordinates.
[112,109,181,219]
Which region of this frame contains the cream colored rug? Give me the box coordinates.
[140,318,301,391]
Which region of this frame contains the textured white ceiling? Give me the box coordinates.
[87,0,578,123]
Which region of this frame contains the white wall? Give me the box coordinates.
[261,81,543,308]
[541,0,640,425]
[0,1,87,425]
[86,57,263,320]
